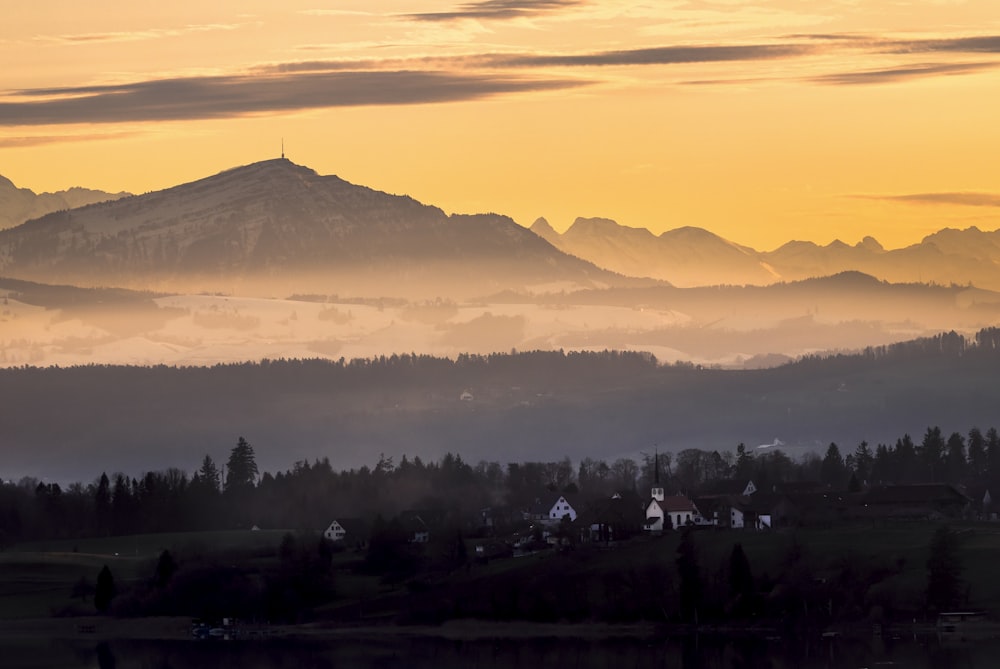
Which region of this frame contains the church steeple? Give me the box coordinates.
[651,448,664,501]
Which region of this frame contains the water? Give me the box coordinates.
[4,634,1000,669]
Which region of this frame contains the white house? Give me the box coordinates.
[546,494,577,522]
[323,518,369,546]
[323,519,348,542]
[529,494,578,526]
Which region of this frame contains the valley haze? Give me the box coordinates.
[0,158,999,484]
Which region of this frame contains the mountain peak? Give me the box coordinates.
[566,216,655,239]
[530,217,556,234]
[856,236,884,252]
[0,158,625,298]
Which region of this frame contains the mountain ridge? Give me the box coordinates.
[537,216,1000,290]
[0,173,129,231]
[6,159,1000,293]
[0,159,638,298]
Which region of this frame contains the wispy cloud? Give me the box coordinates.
[299,9,377,17]
[811,61,999,85]
[34,23,243,45]
[0,131,139,148]
[489,43,816,67]
[408,0,584,22]
[0,71,585,126]
[887,35,1000,54]
[260,42,818,74]
[856,192,1000,207]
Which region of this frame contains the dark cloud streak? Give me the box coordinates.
[888,35,1000,54]
[811,61,998,85]
[857,192,1000,207]
[408,0,583,22]
[0,132,139,147]
[0,71,584,126]
[491,44,816,67]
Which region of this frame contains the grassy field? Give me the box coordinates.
[4,523,1000,623]
[0,529,292,620]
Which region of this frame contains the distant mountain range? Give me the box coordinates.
[533,217,1000,291]
[0,160,634,299]
[0,174,128,231]
[4,160,1000,296]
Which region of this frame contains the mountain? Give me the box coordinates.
[0,174,128,231]
[535,217,1000,290]
[0,159,635,299]
[532,217,775,287]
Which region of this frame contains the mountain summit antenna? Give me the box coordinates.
[281,138,285,159]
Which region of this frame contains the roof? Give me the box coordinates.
[661,495,698,513]
[693,494,752,514]
[771,481,827,494]
[864,484,970,505]
[529,492,579,516]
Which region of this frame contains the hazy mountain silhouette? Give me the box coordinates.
[0,159,636,299]
[2,333,999,482]
[0,173,128,231]
[535,217,1000,290]
[532,216,776,286]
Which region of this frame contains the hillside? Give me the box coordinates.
[2,332,999,483]
[0,160,633,299]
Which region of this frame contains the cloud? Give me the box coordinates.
[0,71,585,126]
[0,132,138,147]
[34,23,243,45]
[408,0,584,22]
[888,35,1000,54]
[253,42,814,76]
[487,43,816,67]
[856,192,1000,207]
[811,61,999,85]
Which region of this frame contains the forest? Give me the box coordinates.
[4,328,1000,483]
[4,421,1000,545]
[3,428,988,629]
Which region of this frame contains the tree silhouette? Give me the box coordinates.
[225,437,258,492]
[927,525,963,612]
[728,542,754,618]
[821,442,846,488]
[198,455,221,493]
[94,473,111,536]
[154,549,177,588]
[94,564,116,613]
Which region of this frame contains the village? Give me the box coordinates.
[321,469,980,561]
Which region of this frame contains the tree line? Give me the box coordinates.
[4,422,1000,546]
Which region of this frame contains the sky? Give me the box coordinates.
[2,0,1000,251]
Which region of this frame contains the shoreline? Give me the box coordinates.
[0,615,961,644]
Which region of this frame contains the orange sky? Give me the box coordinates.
[2,0,1000,251]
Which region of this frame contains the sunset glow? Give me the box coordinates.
[3,1,1000,250]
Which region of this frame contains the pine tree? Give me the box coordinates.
[926,525,963,612]
[225,437,258,492]
[94,565,116,613]
[198,455,221,493]
[94,473,111,536]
